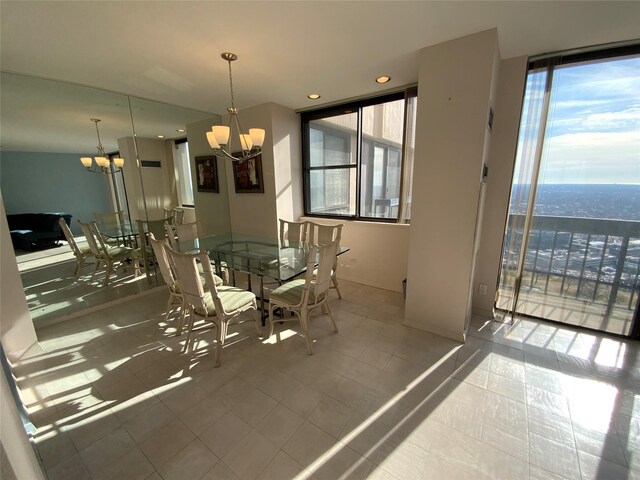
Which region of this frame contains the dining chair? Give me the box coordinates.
[59,217,94,278]
[148,233,225,335]
[93,210,129,246]
[172,208,185,225]
[167,245,260,366]
[279,219,308,244]
[305,221,344,299]
[164,221,199,249]
[78,220,134,286]
[267,239,339,354]
[132,218,170,277]
[93,210,125,225]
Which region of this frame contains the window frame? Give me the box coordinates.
[301,89,416,223]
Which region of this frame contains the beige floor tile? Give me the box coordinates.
[199,411,252,459]
[283,420,338,468]
[255,403,305,448]
[308,396,355,438]
[232,388,278,427]
[139,418,196,469]
[158,438,219,480]
[78,427,136,478]
[223,429,279,480]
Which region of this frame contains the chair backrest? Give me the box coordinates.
[306,221,343,245]
[172,208,185,225]
[94,210,124,226]
[165,221,199,249]
[148,233,177,290]
[163,207,173,220]
[305,239,340,303]
[59,217,82,256]
[78,220,104,257]
[279,219,308,244]
[167,246,221,315]
[146,218,171,242]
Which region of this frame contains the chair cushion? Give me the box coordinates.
[194,286,255,316]
[104,245,134,259]
[270,279,316,306]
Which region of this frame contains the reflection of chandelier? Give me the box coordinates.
[80,118,124,174]
[206,53,265,162]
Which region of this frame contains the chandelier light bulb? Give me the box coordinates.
[81,157,93,168]
[249,128,265,148]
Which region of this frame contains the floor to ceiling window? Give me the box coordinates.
[497,45,640,337]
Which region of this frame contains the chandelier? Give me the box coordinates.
[80,118,124,174]
[206,53,265,162]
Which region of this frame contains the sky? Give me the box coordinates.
[515,54,640,185]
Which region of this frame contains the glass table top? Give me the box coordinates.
[174,232,347,282]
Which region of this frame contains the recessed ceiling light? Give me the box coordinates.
[376,76,391,84]
[157,135,165,139]
[307,93,321,100]
[177,129,185,133]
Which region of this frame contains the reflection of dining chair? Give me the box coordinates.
[78,220,134,286]
[279,219,308,244]
[167,245,260,366]
[59,217,93,278]
[132,218,171,277]
[165,221,200,249]
[94,210,128,246]
[267,239,339,354]
[148,233,184,331]
[305,221,344,299]
[172,208,185,225]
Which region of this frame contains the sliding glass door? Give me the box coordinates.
[497,46,640,336]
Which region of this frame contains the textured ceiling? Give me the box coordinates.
[1,1,639,153]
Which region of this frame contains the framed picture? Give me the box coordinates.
[195,155,219,193]
[232,153,264,193]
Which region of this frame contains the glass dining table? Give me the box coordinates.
[173,232,349,317]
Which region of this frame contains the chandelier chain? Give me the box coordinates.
[227,59,236,111]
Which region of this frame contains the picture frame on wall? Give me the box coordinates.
[195,155,219,193]
[232,153,264,193]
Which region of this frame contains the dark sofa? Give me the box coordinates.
[7,213,72,251]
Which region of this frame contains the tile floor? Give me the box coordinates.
[16,242,158,326]
[12,279,640,479]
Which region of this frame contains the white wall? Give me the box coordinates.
[301,218,410,293]
[0,197,40,361]
[0,195,45,479]
[187,116,231,236]
[473,56,528,316]
[272,104,304,223]
[404,29,500,341]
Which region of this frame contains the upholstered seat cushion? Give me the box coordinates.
[104,245,134,258]
[194,286,255,316]
[270,279,318,305]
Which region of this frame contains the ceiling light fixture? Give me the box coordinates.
[206,52,265,162]
[308,93,321,100]
[80,119,124,174]
[376,76,391,84]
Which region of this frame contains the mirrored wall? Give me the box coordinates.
[0,72,227,325]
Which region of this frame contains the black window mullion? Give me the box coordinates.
[355,107,363,218]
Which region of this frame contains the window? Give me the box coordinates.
[173,139,194,206]
[302,89,417,222]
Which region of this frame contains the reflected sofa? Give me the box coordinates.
[7,213,72,251]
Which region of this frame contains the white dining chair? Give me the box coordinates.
[167,245,261,366]
[267,239,339,354]
[59,217,94,278]
[305,220,344,299]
